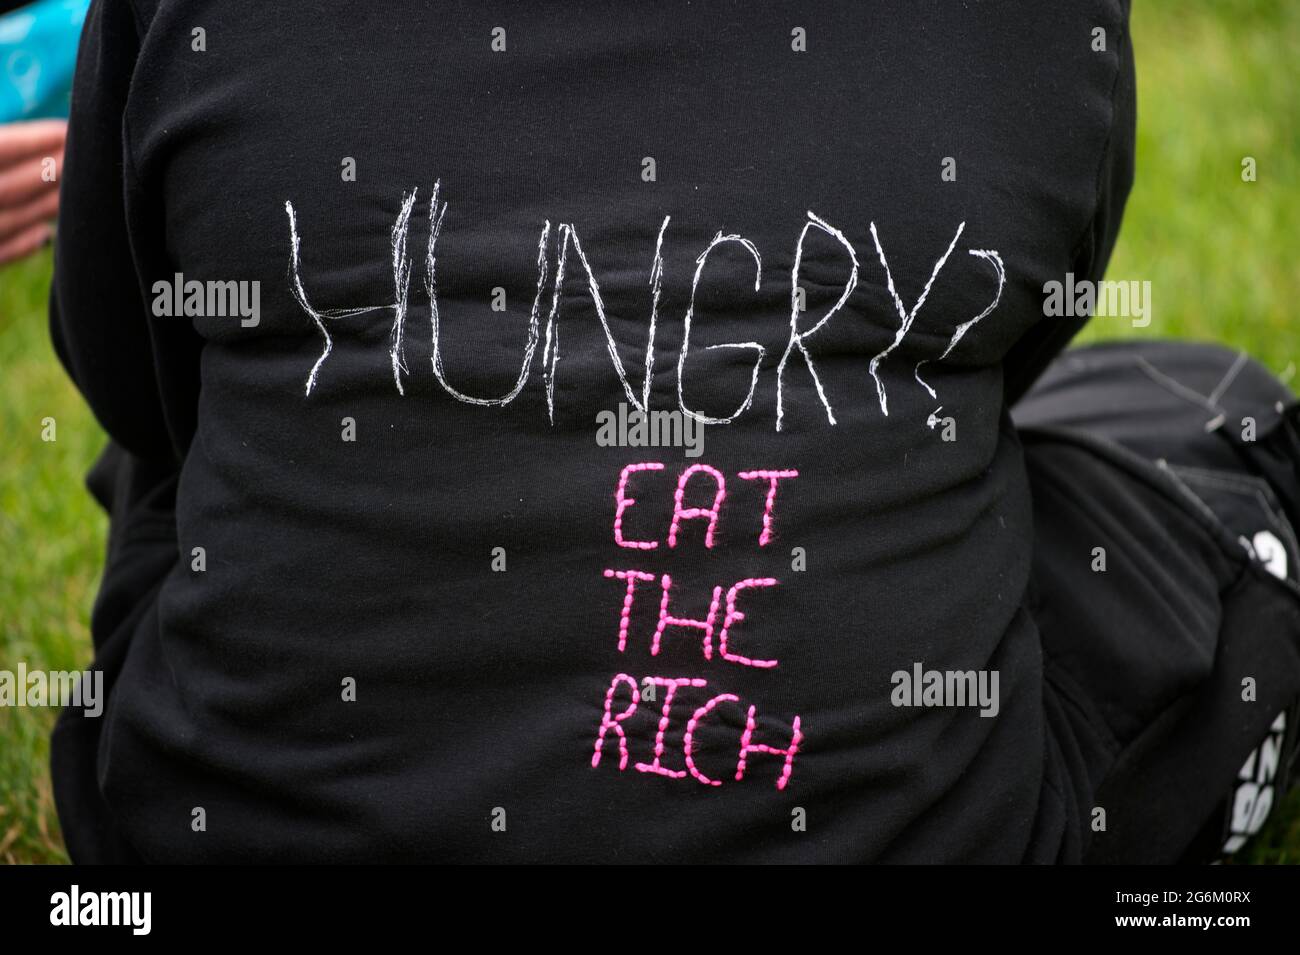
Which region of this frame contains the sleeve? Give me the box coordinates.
[1002,0,1137,406]
[48,0,175,460]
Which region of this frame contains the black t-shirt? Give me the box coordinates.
[52,0,1134,862]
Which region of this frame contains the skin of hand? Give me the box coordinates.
[0,119,66,266]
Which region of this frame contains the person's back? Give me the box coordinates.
[59,0,1294,864]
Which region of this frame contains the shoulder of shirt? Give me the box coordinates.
[115,0,160,40]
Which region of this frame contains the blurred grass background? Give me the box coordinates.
[0,0,1297,863]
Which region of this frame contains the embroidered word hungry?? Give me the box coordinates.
[285,180,1007,429]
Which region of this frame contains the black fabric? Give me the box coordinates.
[64,1,1300,865]
[1014,342,1300,863]
[1000,0,1136,408]
[50,443,171,865]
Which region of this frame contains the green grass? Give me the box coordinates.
[0,248,105,864]
[1,0,1297,863]
[1077,0,1300,378]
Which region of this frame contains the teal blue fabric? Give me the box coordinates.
[0,0,89,121]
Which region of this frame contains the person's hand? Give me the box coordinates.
[0,119,66,266]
